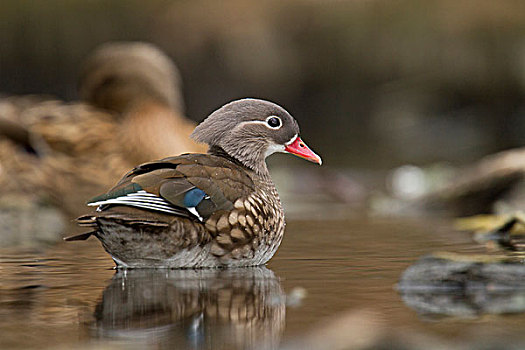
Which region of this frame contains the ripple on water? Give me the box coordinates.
[1,218,525,349]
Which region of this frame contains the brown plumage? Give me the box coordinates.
[68,98,322,268]
[0,42,205,218]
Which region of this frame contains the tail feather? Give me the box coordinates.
[63,231,95,241]
[65,214,98,241]
[77,214,97,226]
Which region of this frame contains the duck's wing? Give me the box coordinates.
[86,154,255,223]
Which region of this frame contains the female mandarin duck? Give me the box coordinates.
[66,99,322,268]
[0,42,205,218]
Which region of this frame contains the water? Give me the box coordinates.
[2,217,525,349]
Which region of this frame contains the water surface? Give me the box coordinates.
[2,218,525,349]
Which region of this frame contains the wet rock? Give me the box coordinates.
[398,253,525,318]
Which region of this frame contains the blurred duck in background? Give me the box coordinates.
[0,42,205,245]
[79,42,205,166]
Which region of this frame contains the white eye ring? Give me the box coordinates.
[265,116,282,129]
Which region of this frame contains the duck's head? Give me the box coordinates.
[191,98,322,174]
[79,42,184,115]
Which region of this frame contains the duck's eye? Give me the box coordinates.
[266,116,282,129]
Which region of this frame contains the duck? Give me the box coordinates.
[0,42,205,218]
[66,98,322,268]
[79,41,206,166]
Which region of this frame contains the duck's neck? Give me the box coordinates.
[208,145,271,179]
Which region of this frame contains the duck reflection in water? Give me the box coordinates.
[92,266,285,349]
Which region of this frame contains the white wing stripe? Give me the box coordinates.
[88,190,200,218]
[89,198,180,214]
[91,197,170,205]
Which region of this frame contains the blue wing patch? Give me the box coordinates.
[183,188,207,207]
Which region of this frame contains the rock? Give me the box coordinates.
[398,253,525,318]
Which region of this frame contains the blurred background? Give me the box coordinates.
[5,3,525,349]
[3,0,525,170]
